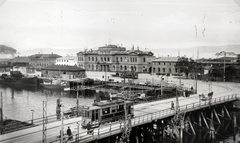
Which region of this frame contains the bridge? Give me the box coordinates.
[0,93,239,143]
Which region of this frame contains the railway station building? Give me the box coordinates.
[77,44,154,73]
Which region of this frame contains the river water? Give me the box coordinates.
[0,71,239,142]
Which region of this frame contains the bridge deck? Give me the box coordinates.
[0,94,239,143]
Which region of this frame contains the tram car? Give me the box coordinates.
[81,99,134,128]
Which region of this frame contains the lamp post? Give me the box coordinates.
[160,75,163,96]
[31,110,34,125]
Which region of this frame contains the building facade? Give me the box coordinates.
[77,44,154,73]
[55,55,77,66]
[151,57,179,75]
[28,53,62,70]
[41,65,86,79]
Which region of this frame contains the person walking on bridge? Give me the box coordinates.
[67,126,73,140]
[171,101,175,110]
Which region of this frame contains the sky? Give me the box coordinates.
[0,0,240,58]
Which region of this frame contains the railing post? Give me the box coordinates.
[110,123,111,135]
[193,103,194,108]
[98,126,100,138]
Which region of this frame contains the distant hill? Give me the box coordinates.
[17,44,240,59]
[152,45,240,59]
[0,45,16,54]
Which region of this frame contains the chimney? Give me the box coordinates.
[132,45,134,50]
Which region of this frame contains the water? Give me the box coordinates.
[0,84,95,121]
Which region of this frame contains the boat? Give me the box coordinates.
[1,71,38,86]
[40,78,68,89]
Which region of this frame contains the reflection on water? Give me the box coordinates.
[0,84,95,121]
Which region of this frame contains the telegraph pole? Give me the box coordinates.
[42,101,47,143]
[0,92,3,134]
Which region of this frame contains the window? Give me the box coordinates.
[92,57,94,61]
[143,58,146,62]
[135,58,137,62]
[158,68,160,72]
[102,108,110,115]
[163,68,165,73]
[120,57,123,62]
[164,63,165,65]
[169,68,171,73]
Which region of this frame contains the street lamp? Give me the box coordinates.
[31,110,34,125]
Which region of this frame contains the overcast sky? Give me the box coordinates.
[0,0,240,57]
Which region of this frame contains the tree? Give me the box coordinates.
[215,51,236,82]
[175,57,203,78]
[175,56,189,77]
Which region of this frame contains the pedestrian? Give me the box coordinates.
[87,122,92,134]
[171,101,174,110]
[67,126,72,140]
[191,86,193,91]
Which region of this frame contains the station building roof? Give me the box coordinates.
[152,57,179,62]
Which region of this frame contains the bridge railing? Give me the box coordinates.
[2,94,239,143]
[73,94,239,143]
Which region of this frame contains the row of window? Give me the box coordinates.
[152,67,177,73]
[78,56,146,63]
[29,63,53,67]
[56,60,69,62]
[153,62,174,65]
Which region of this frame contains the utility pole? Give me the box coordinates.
[121,101,131,143]
[0,92,3,135]
[60,103,64,143]
[76,88,79,117]
[42,101,47,143]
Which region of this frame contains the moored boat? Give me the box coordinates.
[40,79,68,89]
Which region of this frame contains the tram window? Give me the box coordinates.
[82,110,89,117]
[102,108,110,115]
[118,105,124,111]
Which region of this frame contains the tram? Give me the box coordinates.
[81,99,134,128]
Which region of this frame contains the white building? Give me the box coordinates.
[55,55,77,66]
